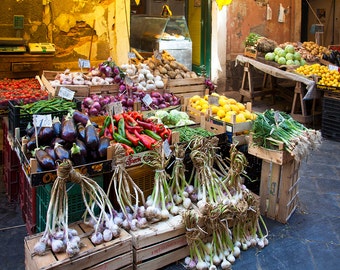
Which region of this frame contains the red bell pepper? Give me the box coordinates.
[123,113,138,126]
[128,111,143,121]
[159,128,172,142]
[133,129,158,150]
[125,129,140,146]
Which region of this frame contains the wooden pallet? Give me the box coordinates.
[25,222,132,270]
[130,215,189,270]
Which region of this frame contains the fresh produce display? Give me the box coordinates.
[295,63,340,87]
[264,44,306,66]
[150,109,195,127]
[98,111,172,153]
[251,109,322,161]
[0,78,47,107]
[189,93,257,123]
[106,143,147,231]
[33,160,121,257]
[172,126,215,142]
[82,91,181,116]
[244,32,278,53]
[322,49,340,66]
[48,58,124,87]
[181,138,268,269]
[301,41,330,60]
[142,50,199,80]
[14,97,78,114]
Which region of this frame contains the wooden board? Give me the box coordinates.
[25,222,132,270]
[130,215,189,270]
[166,77,207,97]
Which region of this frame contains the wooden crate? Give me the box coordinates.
[25,222,132,270]
[248,136,299,223]
[259,158,300,223]
[41,70,119,98]
[166,77,207,98]
[130,215,189,270]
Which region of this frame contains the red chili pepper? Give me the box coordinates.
[123,113,138,126]
[133,129,158,150]
[125,122,143,133]
[128,111,143,121]
[120,143,135,156]
[125,129,140,146]
[108,123,117,135]
[113,114,123,122]
[154,123,165,134]
[159,128,172,142]
[136,119,155,131]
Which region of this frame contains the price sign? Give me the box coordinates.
[208,95,219,105]
[125,76,133,87]
[78,58,91,68]
[163,139,172,158]
[142,94,153,107]
[128,52,136,59]
[328,64,339,71]
[153,50,162,60]
[58,86,75,100]
[113,101,123,115]
[33,114,52,128]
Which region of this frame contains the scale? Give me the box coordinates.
[0,37,26,53]
[28,43,55,54]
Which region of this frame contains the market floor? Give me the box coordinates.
[1,93,340,270]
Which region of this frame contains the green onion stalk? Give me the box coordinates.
[142,144,174,221]
[106,143,147,231]
[252,109,322,161]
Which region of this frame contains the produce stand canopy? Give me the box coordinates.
[235,55,317,100]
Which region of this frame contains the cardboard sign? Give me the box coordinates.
[33,114,52,128]
[58,86,75,100]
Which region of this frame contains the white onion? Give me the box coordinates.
[103,229,113,242]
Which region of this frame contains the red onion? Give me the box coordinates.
[83,97,94,107]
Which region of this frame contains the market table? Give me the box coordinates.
[235,55,320,124]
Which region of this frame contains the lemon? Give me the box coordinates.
[217,109,226,118]
[211,105,219,114]
[214,115,221,120]
[201,108,207,114]
[211,92,220,97]
[219,98,228,107]
[230,104,240,113]
[227,98,237,104]
[222,115,232,123]
[236,102,246,111]
[202,103,209,110]
[243,109,252,119]
[204,94,209,101]
[190,95,201,103]
[236,113,246,123]
[223,104,231,112]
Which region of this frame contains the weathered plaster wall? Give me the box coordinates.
[0,0,129,71]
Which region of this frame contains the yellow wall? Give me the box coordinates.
[187,0,201,66]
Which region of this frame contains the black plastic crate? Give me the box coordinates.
[8,98,81,137]
[322,97,340,141]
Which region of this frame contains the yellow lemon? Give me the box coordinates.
[217,109,226,118]
[204,94,209,101]
[227,98,237,104]
[243,109,252,119]
[195,105,202,111]
[222,115,232,123]
[190,95,201,103]
[218,98,228,107]
[236,102,246,111]
[230,104,240,113]
[211,105,219,114]
[202,103,210,110]
[211,92,220,97]
[236,113,246,123]
[214,115,221,120]
[223,104,231,112]
[201,108,207,114]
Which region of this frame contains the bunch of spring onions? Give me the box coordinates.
[168,144,194,210]
[251,109,322,161]
[33,160,121,257]
[142,144,175,221]
[107,143,147,231]
[182,138,268,269]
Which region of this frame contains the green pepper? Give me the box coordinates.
[118,118,126,138]
[113,132,133,147]
[143,129,162,141]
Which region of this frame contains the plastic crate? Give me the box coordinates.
[3,167,20,202]
[8,98,81,137]
[35,175,104,233]
[322,96,340,141]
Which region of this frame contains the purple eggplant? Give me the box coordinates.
[44,146,57,161]
[77,122,86,142]
[27,135,37,151]
[52,117,62,137]
[97,137,110,159]
[71,143,86,166]
[54,142,70,160]
[51,137,65,147]
[38,127,55,143]
[75,138,87,157]
[88,150,99,161]
[85,120,99,151]
[25,123,35,137]
[35,148,56,171]
[72,110,90,126]
[61,113,77,143]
